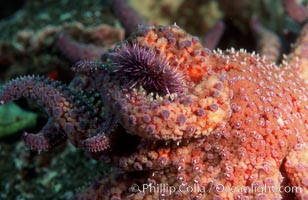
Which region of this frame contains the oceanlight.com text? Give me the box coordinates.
[129,183,302,195]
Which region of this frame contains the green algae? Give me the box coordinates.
[0,102,37,137]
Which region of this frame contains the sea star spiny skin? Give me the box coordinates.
[0,24,308,199]
[75,24,308,200]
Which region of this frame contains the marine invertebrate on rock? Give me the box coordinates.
[128,0,223,38]
[109,42,184,95]
[250,17,281,63]
[1,22,308,200]
[285,144,308,199]
[55,33,106,63]
[284,23,308,83]
[111,0,148,36]
[284,0,308,23]
[0,76,103,151]
[0,0,125,83]
[203,20,225,50]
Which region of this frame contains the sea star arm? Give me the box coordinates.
[58,26,230,149]
[81,111,118,153]
[284,144,308,199]
[203,20,225,50]
[70,60,111,152]
[96,26,234,141]
[111,0,148,36]
[283,23,308,83]
[69,64,112,150]
[284,0,308,23]
[0,76,102,149]
[69,60,124,153]
[250,17,281,63]
[72,60,104,76]
[103,72,232,141]
[55,33,105,63]
[81,133,111,153]
[23,119,66,151]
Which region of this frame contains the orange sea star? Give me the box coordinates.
[75,25,308,199]
[1,24,308,199]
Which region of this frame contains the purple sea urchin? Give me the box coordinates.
[110,43,184,96]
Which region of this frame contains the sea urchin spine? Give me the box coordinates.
[110,42,184,96]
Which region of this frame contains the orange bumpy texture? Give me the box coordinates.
[107,25,233,141]
[80,25,308,199]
